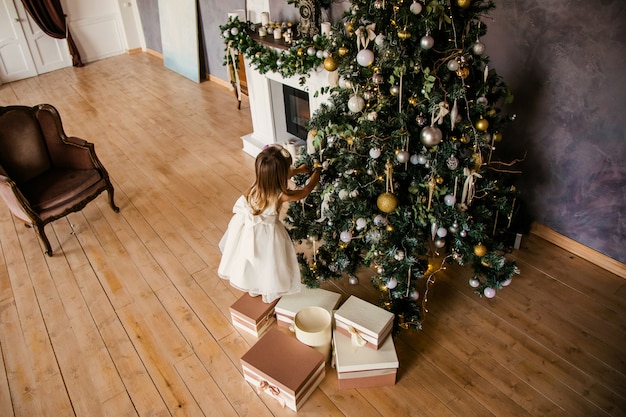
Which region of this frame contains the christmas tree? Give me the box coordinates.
[285,0,521,330]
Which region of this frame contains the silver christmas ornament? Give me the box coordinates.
[396,150,410,163]
[447,59,460,71]
[349,275,359,285]
[472,41,486,55]
[420,35,434,50]
[420,126,443,146]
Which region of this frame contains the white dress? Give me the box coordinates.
[218,195,301,303]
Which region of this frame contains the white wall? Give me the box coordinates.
[61,0,144,63]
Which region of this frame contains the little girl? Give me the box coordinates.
[218,144,320,303]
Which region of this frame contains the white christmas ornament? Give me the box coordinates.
[410,1,423,14]
[356,217,367,230]
[501,278,512,286]
[469,278,480,288]
[410,154,420,165]
[436,227,448,237]
[356,49,375,66]
[386,277,398,289]
[367,111,378,121]
[348,94,365,113]
[340,231,352,242]
[444,194,456,206]
[483,287,496,298]
[375,33,385,46]
[369,147,382,159]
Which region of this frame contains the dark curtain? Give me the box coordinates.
[19,0,83,67]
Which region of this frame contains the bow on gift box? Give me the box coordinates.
[348,325,367,347]
[258,380,285,407]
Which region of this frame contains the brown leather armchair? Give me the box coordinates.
[0,103,119,256]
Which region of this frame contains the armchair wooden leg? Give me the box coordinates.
[107,184,120,213]
[34,224,53,256]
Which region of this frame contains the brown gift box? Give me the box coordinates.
[229,293,279,338]
[241,328,325,411]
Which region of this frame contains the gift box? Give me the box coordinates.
[333,327,399,389]
[229,293,279,338]
[275,287,342,328]
[333,295,394,350]
[241,328,326,411]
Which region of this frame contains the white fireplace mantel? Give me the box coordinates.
[241,58,331,158]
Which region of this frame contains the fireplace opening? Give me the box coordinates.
[283,84,310,141]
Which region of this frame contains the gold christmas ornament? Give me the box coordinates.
[297,48,304,57]
[435,176,444,185]
[397,29,411,40]
[456,67,470,79]
[457,0,471,8]
[377,192,398,213]
[475,117,489,131]
[323,56,338,71]
[386,224,395,232]
[493,131,503,142]
[338,46,349,57]
[460,134,470,144]
[408,96,418,107]
[473,243,487,257]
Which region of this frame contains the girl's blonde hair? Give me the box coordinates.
[246,145,293,215]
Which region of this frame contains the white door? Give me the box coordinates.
[0,0,71,84]
[13,1,72,75]
[0,0,37,83]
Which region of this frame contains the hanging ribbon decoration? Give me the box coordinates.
[461,167,482,206]
[356,23,376,50]
[226,42,243,103]
[431,101,450,125]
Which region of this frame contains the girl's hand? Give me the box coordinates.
[293,164,311,175]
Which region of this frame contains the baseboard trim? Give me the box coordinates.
[145,49,163,60]
[531,222,626,279]
[208,74,233,90]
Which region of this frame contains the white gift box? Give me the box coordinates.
[333,295,394,350]
[229,293,279,338]
[275,287,342,328]
[241,329,326,411]
[333,327,399,389]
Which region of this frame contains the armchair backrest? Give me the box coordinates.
[0,106,52,185]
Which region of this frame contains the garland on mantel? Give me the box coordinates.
[220,16,332,86]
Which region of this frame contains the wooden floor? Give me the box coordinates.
[0,54,625,417]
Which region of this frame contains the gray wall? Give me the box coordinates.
[136,0,162,53]
[485,0,626,263]
[133,0,626,264]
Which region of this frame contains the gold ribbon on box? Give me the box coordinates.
[258,380,285,408]
[348,325,366,347]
